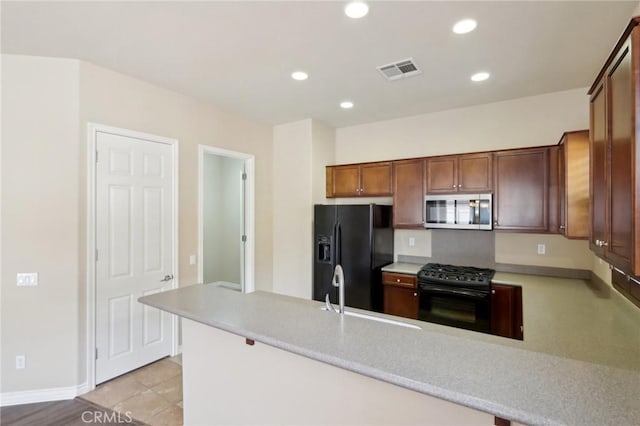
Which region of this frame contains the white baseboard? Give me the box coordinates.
[0,382,89,407]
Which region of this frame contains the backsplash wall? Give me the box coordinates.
[394,229,592,271]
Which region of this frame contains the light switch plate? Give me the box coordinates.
[537,244,546,255]
[408,237,416,247]
[17,273,38,286]
[16,355,25,369]
[189,255,197,266]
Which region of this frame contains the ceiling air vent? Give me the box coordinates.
[377,58,422,81]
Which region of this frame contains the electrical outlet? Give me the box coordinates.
[17,273,38,286]
[16,355,25,369]
[408,237,416,247]
[537,244,546,255]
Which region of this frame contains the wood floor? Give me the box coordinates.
[0,398,146,425]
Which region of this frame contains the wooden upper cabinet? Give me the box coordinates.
[392,159,425,228]
[458,153,493,192]
[426,153,492,194]
[360,162,392,196]
[558,131,590,239]
[426,156,457,193]
[494,147,549,232]
[590,83,608,257]
[588,22,640,276]
[607,41,633,269]
[326,162,392,198]
[331,165,360,197]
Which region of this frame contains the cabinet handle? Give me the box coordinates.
[559,225,565,230]
[458,184,462,188]
[493,221,498,226]
[396,279,400,283]
[602,241,608,247]
[491,289,495,294]
[413,293,417,297]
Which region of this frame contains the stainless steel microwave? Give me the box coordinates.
[424,194,493,230]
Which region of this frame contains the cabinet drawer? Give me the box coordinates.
[382,272,417,289]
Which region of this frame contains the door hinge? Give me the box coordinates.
[95,249,99,261]
[242,172,247,180]
[95,348,98,360]
[242,235,247,242]
[95,151,99,163]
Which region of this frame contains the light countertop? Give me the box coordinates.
[381,262,423,275]
[380,262,640,371]
[140,276,640,425]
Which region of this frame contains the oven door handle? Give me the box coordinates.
[420,286,488,299]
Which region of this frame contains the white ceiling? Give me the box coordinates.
[2,1,637,128]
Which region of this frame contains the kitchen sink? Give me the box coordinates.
[320,306,421,330]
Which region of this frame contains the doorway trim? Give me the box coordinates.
[85,123,179,391]
[197,145,255,293]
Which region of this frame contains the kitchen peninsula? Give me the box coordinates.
[139,275,640,426]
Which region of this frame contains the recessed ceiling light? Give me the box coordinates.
[344,1,369,19]
[453,19,477,34]
[291,71,308,81]
[340,101,354,109]
[471,72,490,82]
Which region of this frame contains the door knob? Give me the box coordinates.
[160,274,174,282]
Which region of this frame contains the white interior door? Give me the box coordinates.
[95,131,174,384]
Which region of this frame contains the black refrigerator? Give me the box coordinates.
[313,204,393,312]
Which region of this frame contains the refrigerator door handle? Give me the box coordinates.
[336,222,342,265]
[331,222,337,271]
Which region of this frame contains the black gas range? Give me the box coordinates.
[417,263,496,333]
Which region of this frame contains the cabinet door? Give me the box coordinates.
[332,165,360,197]
[563,131,590,239]
[383,286,418,319]
[548,145,561,234]
[494,148,549,231]
[590,83,608,256]
[490,284,523,340]
[360,162,392,196]
[458,153,492,192]
[392,159,425,228]
[607,44,633,268]
[426,156,457,193]
[326,167,335,198]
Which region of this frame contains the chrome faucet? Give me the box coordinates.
[332,264,345,314]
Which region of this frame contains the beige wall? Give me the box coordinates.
[336,87,595,269]
[272,120,313,298]
[79,60,273,291]
[311,120,336,205]
[1,54,273,394]
[272,119,335,299]
[2,55,81,391]
[336,87,588,163]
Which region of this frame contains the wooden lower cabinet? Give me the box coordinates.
[491,284,523,340]
[382,272,418,319]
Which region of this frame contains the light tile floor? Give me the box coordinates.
[80,356,183,426]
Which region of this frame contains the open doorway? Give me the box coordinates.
[198,145,255,293]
